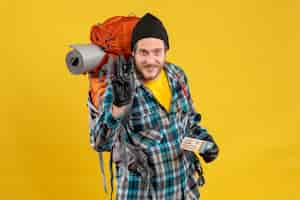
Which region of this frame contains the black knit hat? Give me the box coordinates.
[131,13,169,51]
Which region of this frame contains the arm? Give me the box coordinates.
[87,55,134,152]
[181,71,219,163]
[87,74,123,152]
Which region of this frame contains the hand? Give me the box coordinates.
[111,55,135,107]
[200,142,219,163]
[181,137,219,163]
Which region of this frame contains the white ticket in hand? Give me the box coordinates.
[181,137,214,154]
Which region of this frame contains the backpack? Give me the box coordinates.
[90,16,139,56]
[88,16,139,109]
[87,15,140,199]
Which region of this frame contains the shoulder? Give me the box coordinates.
[165,62,188,83]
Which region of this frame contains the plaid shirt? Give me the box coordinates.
[87,62,214,199]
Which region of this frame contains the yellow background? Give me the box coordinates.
[2,0,299,199]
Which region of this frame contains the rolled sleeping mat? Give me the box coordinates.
[65,44,106,74]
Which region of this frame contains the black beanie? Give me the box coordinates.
[131,13,169,51]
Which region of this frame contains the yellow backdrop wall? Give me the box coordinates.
[1,0,299,199]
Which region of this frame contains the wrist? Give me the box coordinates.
[112,104,129,119]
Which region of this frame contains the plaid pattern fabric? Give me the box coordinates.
[87,62,214,199]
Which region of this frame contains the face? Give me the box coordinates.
[132,38,167,82]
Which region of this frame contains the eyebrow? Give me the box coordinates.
[138,48,164,52]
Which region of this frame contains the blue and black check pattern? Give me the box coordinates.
[87,62,214,199]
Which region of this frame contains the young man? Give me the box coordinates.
[87,13,219,199]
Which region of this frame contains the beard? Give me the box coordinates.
[134,62,165,82]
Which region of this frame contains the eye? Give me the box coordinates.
[153,49,163,56]
[138,49,148,56]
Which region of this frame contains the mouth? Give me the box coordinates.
[144,66,157,72]
[137,64,162,80]
[146,67,155,73]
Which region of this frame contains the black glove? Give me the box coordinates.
[200,141,219,163]
[111,55,135,107]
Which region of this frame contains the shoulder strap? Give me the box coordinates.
[98,152,107,192]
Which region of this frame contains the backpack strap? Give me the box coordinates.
[98,152,107,193]
[109,149,114,200]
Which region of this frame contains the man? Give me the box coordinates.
[87,13,219,199]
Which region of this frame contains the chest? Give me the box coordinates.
[126,79,191,147]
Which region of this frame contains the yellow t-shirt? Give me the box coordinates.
[144,69,172,112]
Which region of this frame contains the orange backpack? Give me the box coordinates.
[90,15,139,56]
[88,16,139,109]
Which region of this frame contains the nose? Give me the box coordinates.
[144,54,157,65]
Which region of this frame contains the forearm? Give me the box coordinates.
[186,109,219,162]
[181,71,219,162]
[87,83,123,152]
